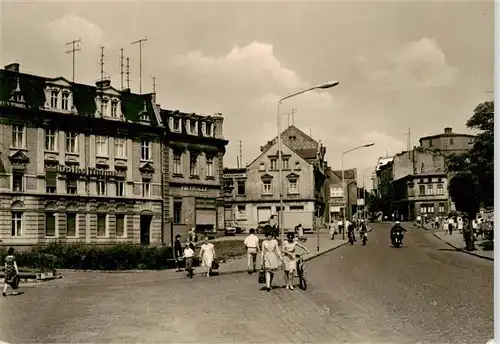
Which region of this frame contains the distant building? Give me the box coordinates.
[374,157,394,217]
[391,148,450,220]
[223,125,329,230]
[325,168,357,221]
[419,127,475,156]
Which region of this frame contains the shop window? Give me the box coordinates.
[66,213,77,237]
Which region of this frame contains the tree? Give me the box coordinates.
[448,172,481,250]
[447,100,494,207]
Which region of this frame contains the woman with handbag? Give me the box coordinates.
[199,236,216,277]
[3,247,20,297]
[260,229,283,292]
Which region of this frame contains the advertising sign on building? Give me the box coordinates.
[357,199,365,206]
[330,187,344,198]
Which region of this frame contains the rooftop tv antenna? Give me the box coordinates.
[119,48,124,90]
[152,76,157,93]
[126,57,130,89]
[239,141,243,168]
[65,38,81,82]
[131,37,148,93]
[100,46,105,81]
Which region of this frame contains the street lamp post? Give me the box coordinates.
[341,143,375,240]
[277,81,339,245]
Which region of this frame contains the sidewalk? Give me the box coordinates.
[433,231,494,261]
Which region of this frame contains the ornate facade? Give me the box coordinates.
[0,63,164,246]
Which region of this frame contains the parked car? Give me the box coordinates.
[225,226,237,236]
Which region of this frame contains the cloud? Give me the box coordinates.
[47,14,105,47]
[164,41,343,168]
[362,38,457,89]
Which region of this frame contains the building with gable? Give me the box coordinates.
[223,125,329,230]
[159,110,228,243]
[325,168,358,221]
[0,63,164,246]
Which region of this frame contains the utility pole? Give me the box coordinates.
[131,37,147,94]
[65,38,81,83]
[126,57,131,89]
[152,77,156,93]
[120,48,124,90]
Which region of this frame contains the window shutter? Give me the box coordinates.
[46,171,57,187]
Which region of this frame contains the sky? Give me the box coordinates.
[0,0,494,189]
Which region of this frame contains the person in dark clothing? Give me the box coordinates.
[174,234,184,272]
[390,221,407,244]
[347,222,356,242]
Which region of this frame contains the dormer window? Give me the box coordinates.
[102,98,109,116]
[111,101,118,118]
[173,118,181,132]
[140,112,149,121]
[50,90,59,108]
[61,92,70,110]
[186,119,191,134]
[206,122,213,137]
[201,122,207,136]
[190,120,197,135]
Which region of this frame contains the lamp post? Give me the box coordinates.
[341,143,374,240]
[277,81,339,245]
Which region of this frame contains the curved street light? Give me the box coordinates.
[276,81,340,245]
[341,142,375,239]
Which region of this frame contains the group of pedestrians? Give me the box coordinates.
[244,227,310,292]
[173,228,217,278]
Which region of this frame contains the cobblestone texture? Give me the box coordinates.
[0,223,492,343]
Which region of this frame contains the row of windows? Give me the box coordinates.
[48,89,122,120]
[262,180,298,195]
[259,158,299,171]
[419,203,447,214]
[172,152,215,178]
[169,117,215,137]
[12,126,153,161]
[11,174,152,198]
[409,184,445,196]
[11,212,127,238]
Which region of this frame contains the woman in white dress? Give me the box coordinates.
[199,236,216,277]
[260,229,283,292]
[282,232,309,290]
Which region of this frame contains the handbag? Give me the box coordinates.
[211,259,219,270]
[258,269,266,284]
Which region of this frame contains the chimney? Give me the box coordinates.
[444,127,452,134]
[5,63,19,73]
[95,79,111,89]
[122,88,131,94]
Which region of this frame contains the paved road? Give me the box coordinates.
[0,223,493,343]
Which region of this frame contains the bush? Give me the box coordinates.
[0,243,180,271]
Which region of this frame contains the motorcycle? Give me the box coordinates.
[392,231,404,248]
[348,231,355,245]
[361,232,367,246]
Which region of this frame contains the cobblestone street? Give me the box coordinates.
[0,223,493,343]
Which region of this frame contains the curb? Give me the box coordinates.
[432,233,493,261]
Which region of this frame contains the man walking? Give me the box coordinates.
[244,228,260,274]
[174,234,184,272]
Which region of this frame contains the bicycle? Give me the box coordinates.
[295,253,307,291]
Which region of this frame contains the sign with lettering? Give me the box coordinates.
[181,186,208,192]
[223,173,246,179]
[57,165,118,178]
